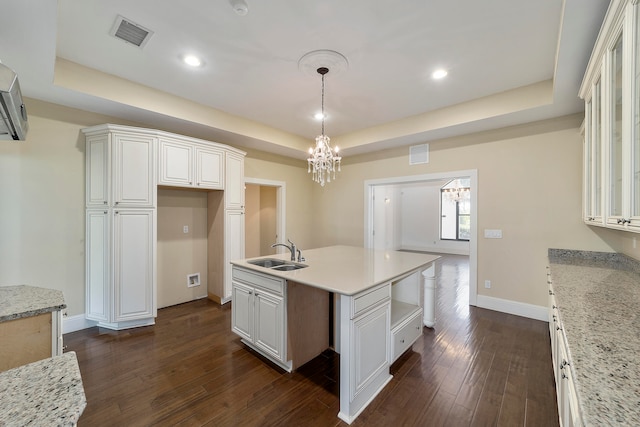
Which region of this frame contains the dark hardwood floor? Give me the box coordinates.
[65,254,559,426]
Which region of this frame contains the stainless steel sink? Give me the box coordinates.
[271,263,307,271]
[247,258,308,271]
[247,258,287,268]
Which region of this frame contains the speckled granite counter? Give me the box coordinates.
[0,285,66,322]
[548,249,640,426]
[0,351,86,426]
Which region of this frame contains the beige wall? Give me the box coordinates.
[157,189,208,308]
[0,98,634,319]
[244,152,314,251]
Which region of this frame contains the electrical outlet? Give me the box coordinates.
[484,280,491,289]
[183,225,189,234]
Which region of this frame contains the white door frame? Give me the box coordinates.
[364,169,478,306]
[244,177,287,254]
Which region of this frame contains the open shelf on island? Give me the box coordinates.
[390,299,421,330]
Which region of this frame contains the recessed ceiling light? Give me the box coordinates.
[183,55,203,67]
[432,69,448,79]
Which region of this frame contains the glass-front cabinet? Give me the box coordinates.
[581,0,640,232]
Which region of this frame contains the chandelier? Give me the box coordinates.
[307,67,341,186]
[443,179,471,203]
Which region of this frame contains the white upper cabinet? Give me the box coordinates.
[581,0,640,232]
[195,146,224,188]
[225,152,245,210]
[158,137,224,189]
[85,126,156,208]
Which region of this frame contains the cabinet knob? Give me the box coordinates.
[400,339,405,343]
[115,201,119,205]
[248,291,252,295]
[562,373,568,380]
[552,305,557,309]
[104,211,108,214]
[556,326,562,331]
[103,201,107,205]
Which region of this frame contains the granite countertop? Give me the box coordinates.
[0,285,66,322]
[0,351,86,426]
[548,249,640,426]
[231,245,440,295]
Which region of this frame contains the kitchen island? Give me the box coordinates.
[230,245,439,424]
[0,285,66,372]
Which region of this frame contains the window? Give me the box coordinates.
[441,178,470,241]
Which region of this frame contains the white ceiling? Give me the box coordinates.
[0,0,609,158]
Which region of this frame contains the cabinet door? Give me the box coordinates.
[254,290,284,360]
[231,281,253,341]
[225,153,245,209]
[113,209,156,321]
[159,138,193,187]
[195,146,223,189]
[607,32,625,225]
[113,133,156,207]
[86,134,109,208]
[350,303,390,399]
[224,210,245,300]
[86,209,110,322]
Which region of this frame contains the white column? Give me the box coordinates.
[422,263,436,328]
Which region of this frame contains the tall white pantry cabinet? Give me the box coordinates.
[83,124,245,330]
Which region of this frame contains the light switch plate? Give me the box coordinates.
[484,229,502,239]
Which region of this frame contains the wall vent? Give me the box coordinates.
[110,15,153,48]
[409,144,429,165]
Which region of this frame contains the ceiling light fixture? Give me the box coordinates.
[183,55,202,67]
[308,67,341,187]
[432,69,448,79]
[229,0,249,16]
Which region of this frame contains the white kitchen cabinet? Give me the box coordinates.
[231,267,287,368]
[340,283,392,424]
[158,137,223,189]
[224,209,245,301]
[85,208,157,329]
[113,209,156,323]
[254,289,285,359]
[548,276,583,427]
[85,123,245,328]
[85,126,155,208]
[83,124,157,330]
[225,152,245,210]
[581,0,640,231]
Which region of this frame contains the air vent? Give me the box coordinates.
[110,15,153,48]
[409,144,429,165]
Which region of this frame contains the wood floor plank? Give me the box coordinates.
[64,254,559,427]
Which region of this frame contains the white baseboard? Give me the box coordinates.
[475,295,547,322]
[63,314,97,334]
[399,245,470,256]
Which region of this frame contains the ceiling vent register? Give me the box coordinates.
[110,15,154,48]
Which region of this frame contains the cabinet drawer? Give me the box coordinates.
[352,284,390,319]
[391,310,422,362]
[232,267,284,295]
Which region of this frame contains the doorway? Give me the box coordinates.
[364,170,478,306]
[244,178,286,257]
